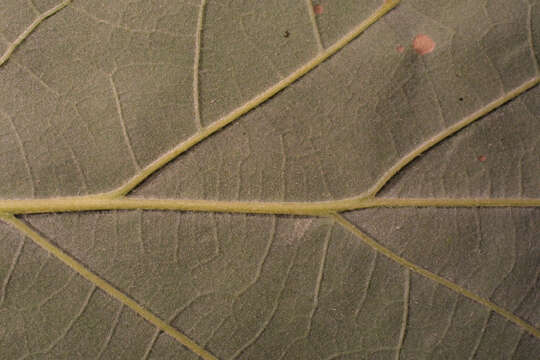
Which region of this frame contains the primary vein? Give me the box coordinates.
[1,76,536,217]
[0,197,539,216]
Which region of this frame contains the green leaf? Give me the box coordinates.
[0,0,538,359]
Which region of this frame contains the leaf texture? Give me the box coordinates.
[0,0,539,359]
[134,0,539,201]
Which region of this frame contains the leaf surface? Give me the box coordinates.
[0,0,538,359]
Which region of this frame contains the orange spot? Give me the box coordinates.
[413,34,436,55]
[478,155,487,162]
[314,4,323,15]
[396,45,405,53]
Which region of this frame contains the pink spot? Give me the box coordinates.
[477,155,487,162]
[413,34,436,55]
[314,4,323,15]
[396,45,405,53]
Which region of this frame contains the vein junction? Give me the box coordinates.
[0,3,405,360]
[1,75,536,217]
[1,1,540,358]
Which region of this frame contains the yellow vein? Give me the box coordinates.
[305,0,324,52]
[0,215,219,360]
[103,0,401,198]
[108,59,535,201]
[1,74,537,216]
[0,0,73,67]
[358,197,540,209]
[193,0,208,130]
[332,213,540,339]
[364,75,540,198]
[0,197,539,216]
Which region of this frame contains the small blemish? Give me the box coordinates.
[289,219,313,245]
[396,45,405,53]
[477,155,487,162]
[413,34,436,55]
[283,30,290,38]
[314,4,323,15]
[459,97,464,101]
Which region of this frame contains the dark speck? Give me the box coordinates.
[283,30,290,38]
[459,97,464,101]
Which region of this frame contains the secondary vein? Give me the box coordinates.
[332,213,540,339]
[0,0,73,67]
[103,0,402,198]
[0,214,219,360]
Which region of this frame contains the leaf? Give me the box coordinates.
[0,0,538,359]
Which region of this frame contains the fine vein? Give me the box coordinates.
[332,213,540,339]
[0,0,73,67]
[395,269,409,360]
[0,235,24,306]
[193,0,208,130]
[109,75,140,171]
[4,111,36,197]
[20,286,96,359]
[0,214,219,360]
[308,224,332,332]
[104,0,401,198]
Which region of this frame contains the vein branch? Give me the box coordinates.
[105,52,536,202]
[364,76,540,198]
[0,214,219,360]
[103,0,401,198]
[331,213,540,339]
[0,0,73,67]
[1,74,536,217]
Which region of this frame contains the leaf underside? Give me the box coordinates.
[0,1,538,359]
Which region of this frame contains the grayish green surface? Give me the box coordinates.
[135,0,538,201]
[0,0,539,359]
[345,208,540,358]
[0,222,156,360]
[198,0,319,125]
[379,86,540,198]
